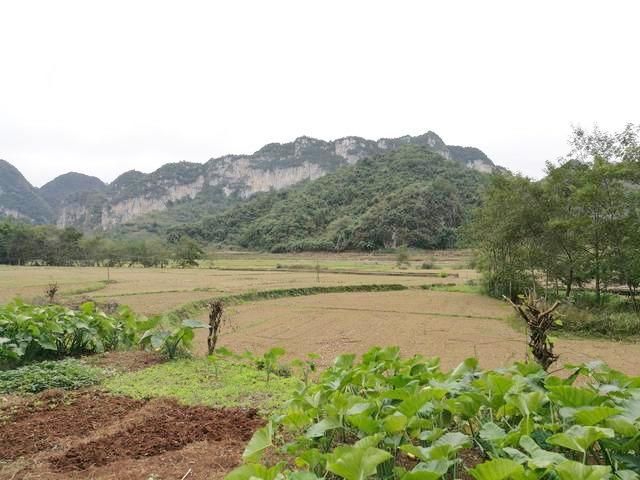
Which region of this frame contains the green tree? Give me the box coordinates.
[173,236,204,267]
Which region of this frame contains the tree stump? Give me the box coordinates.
[504,292,560,370]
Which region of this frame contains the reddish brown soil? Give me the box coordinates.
[0,390,144,461]
[0,390,264,480]
[83,350,164,372]
[51,402,262,471]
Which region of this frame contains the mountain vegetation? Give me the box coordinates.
[0,131,496,229]
[0,159,53,223]
[39,172,105,209]
[170,146,489,252]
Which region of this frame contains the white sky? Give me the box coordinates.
[1,0,638,187]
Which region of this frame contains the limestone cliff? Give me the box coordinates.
[2,131,497,229]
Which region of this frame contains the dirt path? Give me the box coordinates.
[196,290,640,374]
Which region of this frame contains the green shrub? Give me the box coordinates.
[420,260,435,269]
[396,247,410,267]
[560,306,640,339]
[0,359,104,394]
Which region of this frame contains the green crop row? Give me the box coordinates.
[0,300,142,368]
[0,300,211,368]
[229,347,640,480]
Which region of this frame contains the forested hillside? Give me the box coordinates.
[0,160,53,223]
[173,146,489,252]
[0,131,495,229]
[39,172,105,210]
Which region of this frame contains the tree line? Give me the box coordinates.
[467,124,640,305]
[0,221,205,267]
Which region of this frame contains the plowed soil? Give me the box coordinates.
[0,390,264,480]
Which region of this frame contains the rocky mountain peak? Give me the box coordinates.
[0,131,497,228]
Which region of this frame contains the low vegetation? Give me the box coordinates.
[104,355,298,412]
[0,300,140,368]
[231,346,640,480]
[0,358,105,393]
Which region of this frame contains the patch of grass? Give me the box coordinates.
[61,280,115,296]
[421,282,483,294]
[558,305,640,341]
[0,359,105,394]
[103,357,299,412]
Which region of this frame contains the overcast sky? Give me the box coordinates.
[1,1,638,187]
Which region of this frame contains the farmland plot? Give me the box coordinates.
[196,290,640,374]
[0,264,470,314]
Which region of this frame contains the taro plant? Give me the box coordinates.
[260,347,286,383]
[0,300,143,368]
[139,318,207,359]
[227,347,640,480]
[291,353,319,387]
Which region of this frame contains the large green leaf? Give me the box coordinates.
[401,460,451,480]
[383,411,408,433]
[326,446,391,480]
[181,319,208,329]
[288,473,321,480]
[547,426,614,453]
[333,354,356,369]
[347,412,380,434]
[479,422,507,443]
[150,331,170,350]
[547,385,605,408]
[468,458,524,480]
[225,463,284,480]
[306,417,342,438]
[616,471,640,480]
[242,421,274,461]
[574,406,621,426]
[433,431,471,450]
[518,435,566,468]
[554,460,611,480]
[506,391,547,417]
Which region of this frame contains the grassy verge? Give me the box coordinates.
[104,357,298,412]
[421,282,483,294]
[166,283,409,322]
[61,280,115,297]
[557,305,640,341]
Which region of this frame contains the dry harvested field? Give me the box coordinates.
[195,290,640,374]
[2,249,639,375]
[0,254,475,315]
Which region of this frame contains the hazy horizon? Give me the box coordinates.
[2,0,638,186]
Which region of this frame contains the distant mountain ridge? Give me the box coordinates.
[0,131,497,228]
[40,172,106,210]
